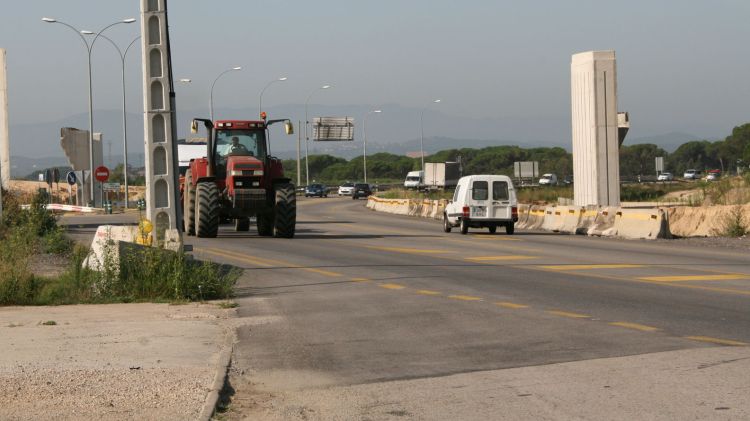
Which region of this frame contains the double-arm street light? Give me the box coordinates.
[419,99,442,172]
[259,77,287,120]
[42,16,136,207]
[362,110,382,184]
[209,66,242,121]
[82,32,140,208]
[303,84,331,186]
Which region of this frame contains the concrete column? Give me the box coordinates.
[140,0,180,246]
[571,50,621,207]
[0,48,9,189]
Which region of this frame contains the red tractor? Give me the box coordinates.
[182,118,296,238]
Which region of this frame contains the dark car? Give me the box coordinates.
[304,184,328,198]
[352,183,372,199]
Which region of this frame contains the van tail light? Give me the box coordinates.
[512,206,518,216]
[462,206,470,218]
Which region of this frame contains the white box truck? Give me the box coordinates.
[404,170,423,189]
[424,162,460,189]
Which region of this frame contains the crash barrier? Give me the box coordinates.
[368,197,674,239]
[608,208,671,239]
[20,203,100,213]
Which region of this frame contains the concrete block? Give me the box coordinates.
[607,208,670,240]
[587,207,617,236]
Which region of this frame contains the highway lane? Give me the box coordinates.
[60,198,750,419]
[184,196,750,418]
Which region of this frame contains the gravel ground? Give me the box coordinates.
[0,302,235,421]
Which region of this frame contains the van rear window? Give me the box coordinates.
[492,181,509,200]
[472,181,488,200]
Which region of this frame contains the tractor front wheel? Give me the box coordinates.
[257,212,274,236]
[195,182,219,238]
[235,217,250,232]
[273,183,296,238]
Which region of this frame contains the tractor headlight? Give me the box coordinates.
[231,170,243,176]
[254,170,263,176]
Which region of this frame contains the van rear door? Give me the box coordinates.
[490,179,511,219]
[470,180,489,218]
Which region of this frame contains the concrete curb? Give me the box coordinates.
[198,314,238,421]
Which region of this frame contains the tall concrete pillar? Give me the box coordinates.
[0,48,9,189]
[140,0,181,246]
[571,50,623,207]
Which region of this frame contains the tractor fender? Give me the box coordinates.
[195,176,216,184]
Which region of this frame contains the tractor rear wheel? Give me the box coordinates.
[195,182,220,238]
[257,212,274,236]
[235,217,250,232]
[273,183,296,238]
[183,169,196,236]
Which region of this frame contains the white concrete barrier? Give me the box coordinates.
[607,208,670,239]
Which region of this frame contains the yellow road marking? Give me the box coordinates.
[540,264,645,271]
[304,268,343,277]
[466,255,537,262]
[448,295,482,301]
[639,274,750,282]
[367,246,450,254]
[609,322,660,332]
[350,277,370,282]
[495,302,529,309]
[547,310,590,319]
[201,248,274,267]
[470,235,521,241]
[200,247,343,277]
[416,290,441,296]
[379,283,406,290]
[684,336,748,346]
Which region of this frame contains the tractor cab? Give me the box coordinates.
[213,120,267,180]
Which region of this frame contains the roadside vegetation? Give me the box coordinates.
[0,190,239,306]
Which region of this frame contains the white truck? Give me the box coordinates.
[177,142,207,176]
[403,170,424,189]
[424,162,460,190]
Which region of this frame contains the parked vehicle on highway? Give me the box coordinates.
[657,172,674,181]
[562,175,573,185]
[338,182,355,196]
[404,170,424,189]
[538,173,558,186]
[304,184,328,197]
[443,175,518,235]
[706,170,721,181]
[683,169,701,180]
[352,183,373,199]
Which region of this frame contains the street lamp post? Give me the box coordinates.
[259,77,287,120]
[83,33,140,208]
[209,66,241,121]
[419,99,441,173]
[42,17,136,207]
[303,85,331,186]
[363,110,382,184]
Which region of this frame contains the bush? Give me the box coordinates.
[713,206,748,238]
[0,190,240,305]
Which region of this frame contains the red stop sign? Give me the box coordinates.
[94,166,110,182]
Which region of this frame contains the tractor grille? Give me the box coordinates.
[234,188,267,209]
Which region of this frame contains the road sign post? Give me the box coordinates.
[95,166,109,209]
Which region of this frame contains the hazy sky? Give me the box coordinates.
[2,0,750,143]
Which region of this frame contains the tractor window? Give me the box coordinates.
[215,129,266,162]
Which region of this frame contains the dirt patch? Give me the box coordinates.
[6,180,146,204]
[666,204,750,237]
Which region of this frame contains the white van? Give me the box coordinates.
[404,170,424,189]
[444,175,518,235]
[538,173,557,186]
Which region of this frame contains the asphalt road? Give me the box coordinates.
[60,198,750,419]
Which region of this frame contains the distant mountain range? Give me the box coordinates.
[7,104,715,177]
